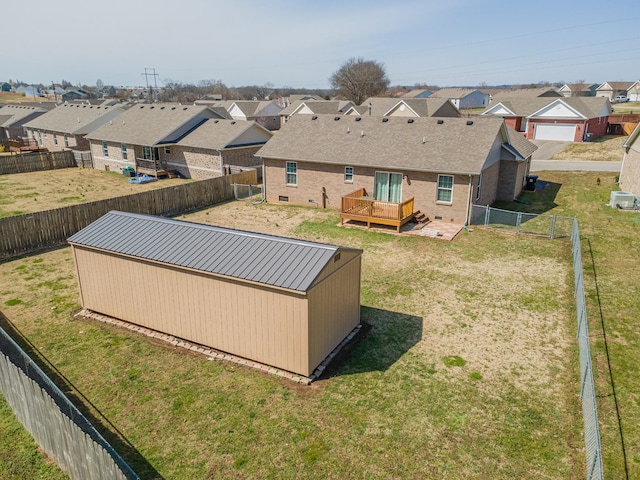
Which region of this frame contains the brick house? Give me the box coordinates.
[22,103,126,151]
[256,115,537,226]
[224,100,283,130]
[86,103,272,179]
[482,96,611,142]
[429,88,491,110]
[0,104,48,140]
[619,123,640,195]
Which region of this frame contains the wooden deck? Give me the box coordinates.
[340,188,415,232]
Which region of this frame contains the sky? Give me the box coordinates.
[5,0,640,89]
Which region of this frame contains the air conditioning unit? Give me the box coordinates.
[610,191,637,209]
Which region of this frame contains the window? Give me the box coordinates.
[475,174,482,201]
[278,195,289,202]
[121,143,128,160]
[102,141,108,157]
[374,171,402,203]
[64,134,69,147]
[286,161,297,185]
[344,166,354,183]
[164,146,171,154]
[437,175,454,203]
[53,133,57,145]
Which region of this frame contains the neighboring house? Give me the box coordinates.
[0,82,12,92]
[280,100,354,124]
[256,115,537,227]
[61,88,90,102]
[402,89,433,99]
[490,87,562,102]
[225,100,283,130]
[23,103,126,151]
[482,96,612,142]
[0,104,48,140]
[557,83,598,97]
[429,88,491,109]
[619,123,640,195]
[596,81,638,101]
[343,97,460,118]
[15,85,44,98]
[86,103,271,179]
[68,211,363,377]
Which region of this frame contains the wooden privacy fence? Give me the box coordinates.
[0,150,77,174]
[0,170,257,259]
[0,318,138,479]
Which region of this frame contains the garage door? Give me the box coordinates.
[533,124,577,141]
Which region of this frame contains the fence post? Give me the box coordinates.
[550,215,556,239]
[516,212,522,233]
[484,206,490,227]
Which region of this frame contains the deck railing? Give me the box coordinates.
[341,188,414,232]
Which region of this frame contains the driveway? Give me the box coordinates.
[531,140,571,160]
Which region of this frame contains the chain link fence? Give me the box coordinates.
[469,205,575,238]
[233,183,263,202]
[471,205,603,479]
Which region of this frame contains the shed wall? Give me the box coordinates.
[307,255,362,373]
[72,247,313,375]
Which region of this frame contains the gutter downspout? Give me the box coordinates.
[465,174,473,227]
[253,156,266,205]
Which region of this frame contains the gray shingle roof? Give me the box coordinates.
[0,104,47,127]
[352,97,460,117]
[484,96,611,119]
[22,103,125,134]
[257,114,534,175]
[86,104,226,145]
[67,211,360,292]
[176,119,272,150]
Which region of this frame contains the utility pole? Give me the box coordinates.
[141,68,159,102]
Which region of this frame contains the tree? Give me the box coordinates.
[329,57,390,104]
[96,78,104,88]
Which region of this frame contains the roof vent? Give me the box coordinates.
[355,116,362,122]
[466,120,473,126]
[346,127,351,134]
[334,116,341,121]
[360,130,365,137]
[230,121,236,124]
[183,107,188,110]
[214,119,219,123]
[150,106,155,109]
[140,105,144,109]
[407,118,414,124]
[437,119,444,124]
[311,115,318,120]
[382,117,389,122]
[171,107,176,110]
[160,106,165,109]
[422,136,426,144]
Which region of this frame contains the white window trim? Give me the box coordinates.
[121,143,128,160]
[344,166,354,183]
[437,174,454,204]
[164,146,171,154]
[102,141,109,158]
[286,161,297,186]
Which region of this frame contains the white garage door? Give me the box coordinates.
[533,124,577,141]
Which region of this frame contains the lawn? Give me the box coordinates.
[494,171,640,479]
[0,198,583,478]
[0,168,189,218]
[550,134,627,162]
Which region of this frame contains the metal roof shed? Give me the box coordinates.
[67,211,362,377]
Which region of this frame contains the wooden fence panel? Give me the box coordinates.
[0,170,257,259]
[0,150,77,174]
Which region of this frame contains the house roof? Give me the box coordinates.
[67,211,361,293]
[597,81,635,92]
[490,88,561,100]
[430,88,483,99]
[0,105,47,128]
[86,104,226,145]
[280,100,352,116]
[346,97,460,118]
[622,122,640,149]
[402,89,432,98]
[257,114,535,175]
[176,119,272,150]
[483,96,611,119]
[22,103,125,134]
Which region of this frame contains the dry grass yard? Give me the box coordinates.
[0,168,189,218]
[550,134,627,162]
[0,194,583,478]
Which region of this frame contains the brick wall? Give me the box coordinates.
[263,159,474,224]
[222,146,262,168]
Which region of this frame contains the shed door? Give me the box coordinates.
[533,124,577,141]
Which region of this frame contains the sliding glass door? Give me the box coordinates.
[374,171,402,203]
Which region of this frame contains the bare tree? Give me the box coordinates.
[330,57,390,104]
